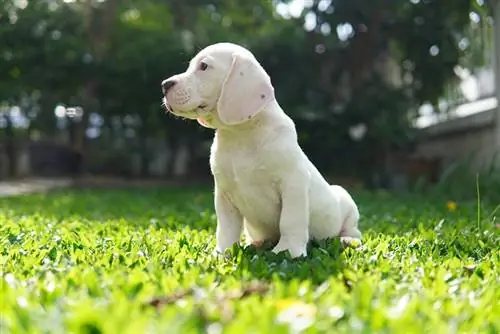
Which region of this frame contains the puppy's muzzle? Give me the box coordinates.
[161,79,176,95]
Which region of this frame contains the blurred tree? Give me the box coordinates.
[99,0,280,176]
[252,0,487,182]
[1,0,88,175]
[0,0,493,180]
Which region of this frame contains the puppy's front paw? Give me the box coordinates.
[212,247,222,257]
[340,237,362,249]
[212,247,232,260]
[272,240,307,258]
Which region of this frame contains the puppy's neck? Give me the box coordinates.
[215,99,289,138]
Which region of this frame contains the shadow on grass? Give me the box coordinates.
[223,239,350,285]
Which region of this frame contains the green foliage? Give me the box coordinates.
[1,188,499,333]
[389,0,472,104]
[0,0,493,178]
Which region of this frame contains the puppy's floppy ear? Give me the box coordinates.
[217,52,274,125]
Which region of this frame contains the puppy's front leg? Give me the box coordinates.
[214,186,243,254]
[272,170,310,258]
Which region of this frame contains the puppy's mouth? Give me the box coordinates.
[162,99,209,119]
[162,98,172,113]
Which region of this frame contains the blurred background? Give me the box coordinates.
[1,0,499,198]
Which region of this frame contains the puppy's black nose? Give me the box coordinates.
[161,79,176,94]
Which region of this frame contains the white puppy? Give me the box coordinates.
[162,42,361,258]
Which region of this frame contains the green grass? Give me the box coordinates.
[1,187,499,333]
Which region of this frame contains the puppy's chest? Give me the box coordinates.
[211,148,274,188]
[211,147,281,224]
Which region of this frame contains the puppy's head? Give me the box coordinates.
[161,43,274,128]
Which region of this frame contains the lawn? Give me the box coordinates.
[1,187,499,333]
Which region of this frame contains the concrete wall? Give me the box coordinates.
[414,109,498,173]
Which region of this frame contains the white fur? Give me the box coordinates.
[163,43,362,258]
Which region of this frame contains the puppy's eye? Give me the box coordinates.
[199,61,208,71]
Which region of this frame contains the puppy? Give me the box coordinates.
[161,43,361,258]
